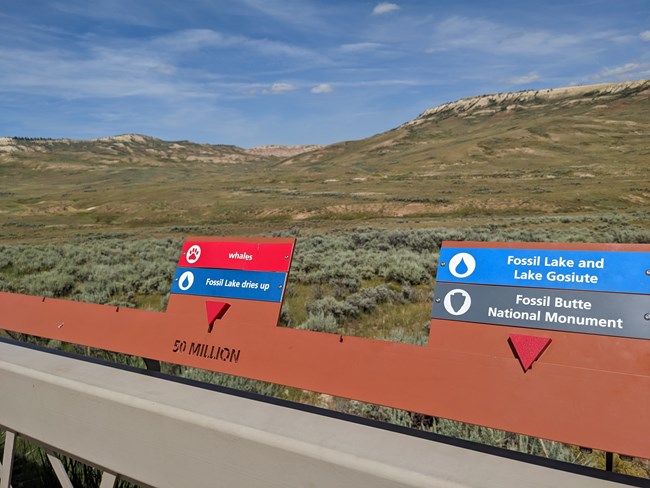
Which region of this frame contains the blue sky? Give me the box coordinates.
[1,1,649,147]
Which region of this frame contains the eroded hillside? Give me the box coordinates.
[1,80,649,241]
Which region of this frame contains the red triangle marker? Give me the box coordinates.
[509,334,552,372]
[206,301,231,333]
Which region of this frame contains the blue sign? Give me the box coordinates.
[437,247,650,294]
[171,267,287,302]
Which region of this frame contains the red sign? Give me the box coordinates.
[179,239,294,272]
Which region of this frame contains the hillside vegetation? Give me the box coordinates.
[1,79,649,242]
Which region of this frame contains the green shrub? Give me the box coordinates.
[297,311,338,334]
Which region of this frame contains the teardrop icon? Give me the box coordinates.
[455,257,469,276]
[178,271,195,291]
[180,275,190,288]
[449,252,476,278]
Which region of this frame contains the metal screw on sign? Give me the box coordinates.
[435,298,441,303]
[645,314,650,321]
[441,262,446,267]
[646,269,650,276]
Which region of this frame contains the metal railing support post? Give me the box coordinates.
[99,471,119,488]
[45,450,74,488]
[0,430,16,488]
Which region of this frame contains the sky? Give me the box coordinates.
[1,0,649,147]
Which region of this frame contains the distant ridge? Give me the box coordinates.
[0,134,323,160]
[405,79,650,126]
[0,134,154,145]
[246,144,323,158]
[1,79,649,236]
[2,80,649,150]
[0,133,272,165]
[90,134,152,143]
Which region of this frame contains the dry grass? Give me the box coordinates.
[1,81,649,242]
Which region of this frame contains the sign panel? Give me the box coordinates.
[437,247,650,294]
[431,282,650,340]
[2,237,650,460]
[170,267,287,302]
[179,241,293,272]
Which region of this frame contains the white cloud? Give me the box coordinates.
[0,30,307,103]
[153,29,319,60]
[372,2,399,15]
[52,0,165,27]
[0,21,332,106]
[152,29,226,52]
[0,46,194,100]
[593,62,650,80]
[340,42,383,52]
[599,63,641,77]
[270,82,297,94]
[237,0,326,30]
[508,72,540,85]
[641,31,650,41]
[155,63,177,75]
[311,83,333,94]
[433,16,582,56]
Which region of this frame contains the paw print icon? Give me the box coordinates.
[186,245,202,264]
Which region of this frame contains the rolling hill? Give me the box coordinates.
[1,79,649,241]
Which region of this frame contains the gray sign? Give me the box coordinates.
[431,282,650,340]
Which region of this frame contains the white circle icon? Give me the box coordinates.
[178,271,195,291]
[448,252,476,278]
[186,245,202,264]
[443,289,472,316]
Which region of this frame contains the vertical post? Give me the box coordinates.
[99,471,119,488]
[142,358,161,372]
[0,430,16,488]
[45,451,74,488]
[605,451,614,472]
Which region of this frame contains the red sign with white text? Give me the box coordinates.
[179,240,294,272]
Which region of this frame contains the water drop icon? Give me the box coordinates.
[449,252,476,278]
[455,257,469,276]
[178,271,195,291]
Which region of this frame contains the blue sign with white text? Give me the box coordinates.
[171,267,287,302]
[437,247,650,294]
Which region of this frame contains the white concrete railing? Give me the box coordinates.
[0,341,630,488]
